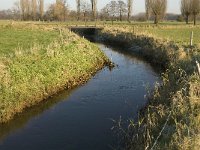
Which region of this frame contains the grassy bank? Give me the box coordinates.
[0,22,109,123]
[98,25,200,149]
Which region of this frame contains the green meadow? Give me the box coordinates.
[0,26,59,55]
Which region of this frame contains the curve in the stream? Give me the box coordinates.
[0,43,159,150]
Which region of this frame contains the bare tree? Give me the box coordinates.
[109,1,118,24]
[45,4,55,21]
[181,0,192,24]
[19,0,32,20]
[150,0,167,24]
[20,0,26,20]
[12,1,21,20]
[32,0,37,20]
[145,0,151,21]
[54,0,68,21]
[63,0,68,21]
[81,0,91,24]
[127,0,133,22]
[76,0,81,20]
[118,0,127,21]
[100,1,127,22]
[91,0,97,21]
[55,0,62,21]
[191,0,200,25]
[38,0,44,20]
[26,0,32,20]
[100,4,110,21]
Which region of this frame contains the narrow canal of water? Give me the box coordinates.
[0,42,159,150]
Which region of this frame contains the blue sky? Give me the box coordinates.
[0,0,181,14]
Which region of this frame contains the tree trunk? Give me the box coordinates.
[112,15,114,25]
[120,11,122,21]
[39,0,44,21]
[91,2,94,21]
[186,15,189,24]
[22,13,25,21]
[127,0,133,23]
[84,12,86,26]
[194,14,196,26]
[64,10,66,22]
[127,12,130,23]
[154,15,158,25]
[77,0,80,21]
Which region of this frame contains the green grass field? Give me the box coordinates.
[13,20,200,46]
[99,24,200,46]
[46,20,200,46]
[141,26,200,46]
[0,26,59,55]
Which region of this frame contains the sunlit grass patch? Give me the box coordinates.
[0,25,59,55]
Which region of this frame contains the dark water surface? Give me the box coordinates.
[0,43,159,150]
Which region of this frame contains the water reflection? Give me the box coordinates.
[0,89,74,142]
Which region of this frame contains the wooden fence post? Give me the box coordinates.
[190,31,193,46]
[196,61,200,76]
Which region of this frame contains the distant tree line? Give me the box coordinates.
[0,0,200,25]
[144,0,200,25]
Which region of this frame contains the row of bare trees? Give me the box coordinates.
[7,0,167,23]
[99,0,167,24]
[76,0,97,21]
[16,0,69,21]
[87,0,167,24]
[145,0,200,25]
[181,0,200,25]
[76,0,133,22]
[19,0,44,20]
[2,0,200,24]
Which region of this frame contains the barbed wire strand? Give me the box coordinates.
[150,110,172,150]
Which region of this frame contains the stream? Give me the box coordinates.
[0,41,160,150]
